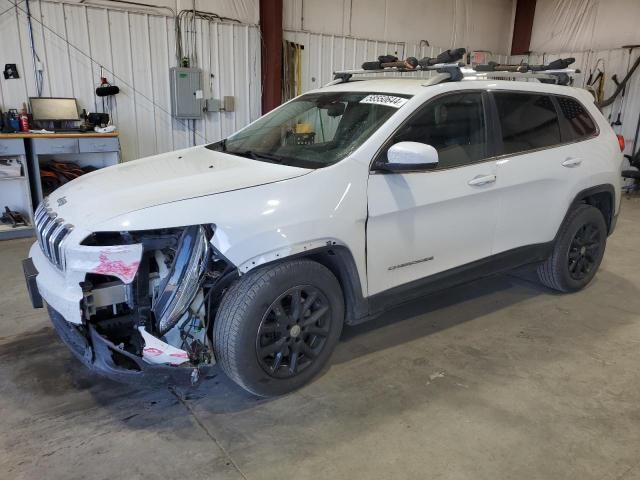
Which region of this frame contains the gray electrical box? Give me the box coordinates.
[169,67,203,119]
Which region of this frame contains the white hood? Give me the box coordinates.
[47,146,311,229]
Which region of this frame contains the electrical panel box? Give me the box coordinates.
[169,67,203,119]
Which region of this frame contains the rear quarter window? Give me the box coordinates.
[556,96,597,140]
[493,92,562,155]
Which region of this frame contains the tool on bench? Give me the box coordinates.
[1,109,20,133]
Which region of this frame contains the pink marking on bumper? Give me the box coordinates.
[143,347,163,356]
[92,253,140,283]
[169,352,189,359]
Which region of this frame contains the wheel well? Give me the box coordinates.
[304,247,368,325]
[578,190,613,232]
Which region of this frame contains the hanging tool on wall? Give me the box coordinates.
[282,41,304,102]
[586,58,605,104]
[609,45,640,126]
[95,67,118,132]
[596,47,640,109]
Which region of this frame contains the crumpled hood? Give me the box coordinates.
[46,146,311,229]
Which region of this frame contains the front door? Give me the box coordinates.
[366,91,500,296]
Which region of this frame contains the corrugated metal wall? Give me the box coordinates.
[4,1,637,163]
[283,30,406,92]
[283,30,508,91]
[0,0,261,161]
[509,49,640,157]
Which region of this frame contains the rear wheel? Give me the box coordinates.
[213,259,344,397]
[537,204,607,292]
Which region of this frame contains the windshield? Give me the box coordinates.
[207,91,411,169]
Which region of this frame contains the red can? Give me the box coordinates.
[19,110,29,132]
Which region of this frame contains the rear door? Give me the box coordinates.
[366,91,500,296]
[490,91,590,254]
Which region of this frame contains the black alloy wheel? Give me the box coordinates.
[213,259,344,397]
[567,222,602,281]
[256,285,331,378]
[537,204,607,292]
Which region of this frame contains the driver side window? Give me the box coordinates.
[385,92,488,169]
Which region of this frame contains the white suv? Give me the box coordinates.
[24,72,623,396]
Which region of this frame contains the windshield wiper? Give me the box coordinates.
[234,150,285,164]
[206,138,227,152]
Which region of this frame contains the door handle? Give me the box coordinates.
[468,174,496,186]
[562,157,582,168]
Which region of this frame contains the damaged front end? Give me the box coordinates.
[72,225,237,385]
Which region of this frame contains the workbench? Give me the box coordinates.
[0,132,120,240]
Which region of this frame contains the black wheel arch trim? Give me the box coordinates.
[237,245,369,326]
[562,184,617,237]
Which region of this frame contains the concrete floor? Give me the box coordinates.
[2,199,640,480]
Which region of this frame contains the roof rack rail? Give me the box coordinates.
[330,56,579,86]
[329,62,465,85]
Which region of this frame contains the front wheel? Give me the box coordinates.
[213,259,344,397]
[537,204,607,292]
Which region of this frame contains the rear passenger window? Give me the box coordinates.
[556,96,597,140]
[388,92,487,169]
[493,93,561,155]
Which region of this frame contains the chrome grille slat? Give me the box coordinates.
[48,221,65,265]
[34,198,73,270]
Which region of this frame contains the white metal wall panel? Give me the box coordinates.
[284,30,406,91]
[283,0,514,55]
[530,0,640,53]
[0,0,261,161]
[284,30,510,89]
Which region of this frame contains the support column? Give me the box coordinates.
[260,0,283,114]
[511,0,537,55]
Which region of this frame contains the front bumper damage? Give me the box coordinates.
[47,305,215,386]
[25,223,235,386]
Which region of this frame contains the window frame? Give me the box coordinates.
[371,89,496,173]
[487,90,600,159]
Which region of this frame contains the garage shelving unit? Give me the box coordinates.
[0,139,34,240]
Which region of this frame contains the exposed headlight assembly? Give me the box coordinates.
[152,225,210,335]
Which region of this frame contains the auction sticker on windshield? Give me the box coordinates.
[360,94,408,108]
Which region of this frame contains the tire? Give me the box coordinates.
[537,204,607,292]
[213,259,344,397]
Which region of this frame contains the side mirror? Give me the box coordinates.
[377,141,439,172]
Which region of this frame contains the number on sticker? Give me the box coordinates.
[360,94,408,108]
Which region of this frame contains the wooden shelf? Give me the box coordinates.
[0,132,118,139]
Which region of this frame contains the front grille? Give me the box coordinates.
[34,199,73,270]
